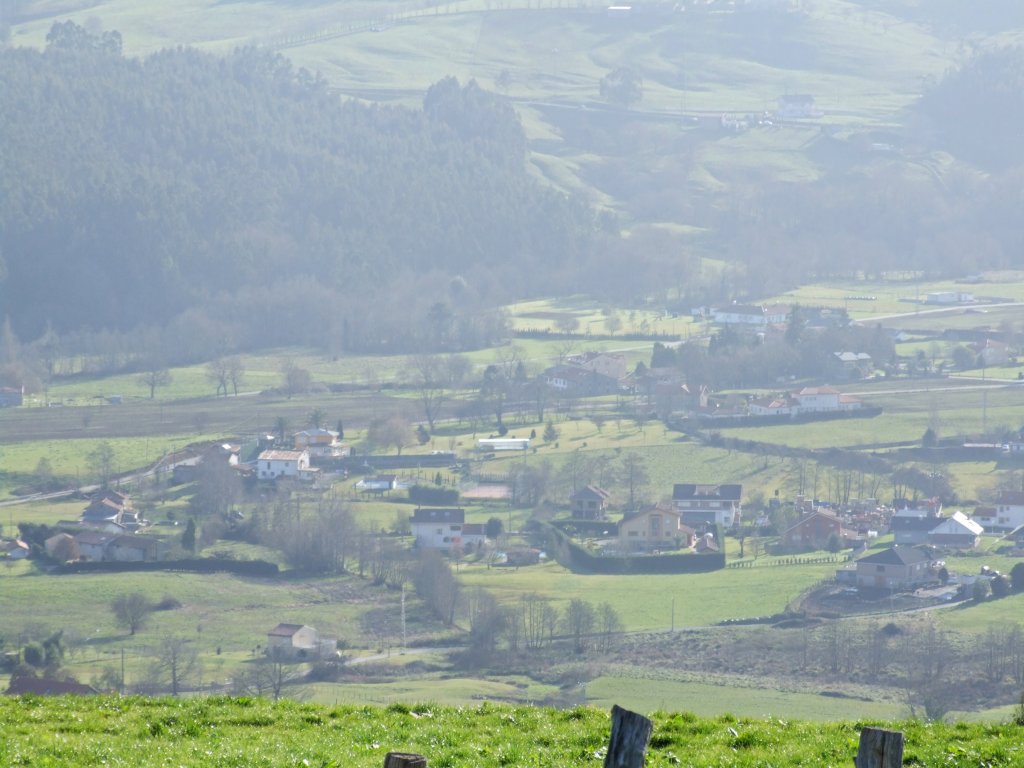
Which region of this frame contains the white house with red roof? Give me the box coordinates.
[748,396,799,417]
[750,387,863,417]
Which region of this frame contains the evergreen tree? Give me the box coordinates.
[181,519,196,553]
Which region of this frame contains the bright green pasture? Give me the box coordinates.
[586,675,904,721]
[772,272,1024,323]
[0,435,220,498]
[456,559,838,631]
[507,297,692,337]
[307,675,558,707]
[3,696,1023,768]
[939,593,1024,636]
[719,382,1024,451]
[44,349,405,403]
[40,337,660,407]
[0,570,382,657]
[518,419,807,500]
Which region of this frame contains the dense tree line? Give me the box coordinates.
[918,45,1024,169]
[0,24,598,357]
[650,320,895,390]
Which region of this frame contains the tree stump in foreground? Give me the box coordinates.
[384,753,428,768]
[604,704,654,768]
[854,726,904,768]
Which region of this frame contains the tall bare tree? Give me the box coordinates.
[206,357,231,397]
[411,549,460,626]
[563,598,595,654]
[155,635,200,696]
[87,441,116,487]
[231,649,305,701]
[619,452,649,511]
[137,361,172,399]
[366,414,411,455]
[409,354,447,431]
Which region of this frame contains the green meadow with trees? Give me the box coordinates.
[4,0,1024,739]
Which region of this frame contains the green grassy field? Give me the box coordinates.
[0,570,392,663]
[1,697,1022,767]
[585,675,906,721]
[306,674,558,707]
[456,558,839,630]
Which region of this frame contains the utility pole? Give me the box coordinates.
[120,647,126,696]
[670,597,675,633]
[401,582,407,650]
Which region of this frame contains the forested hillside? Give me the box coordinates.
[5,9,1024,370]
[0,23,598,354]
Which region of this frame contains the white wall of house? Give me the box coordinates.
[412,522,464,550]
[992,504,1024,531]
[674,501,740,528]
[792,390,840,411]
[258,450,310,479]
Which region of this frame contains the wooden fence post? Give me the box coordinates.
[384,752,427,768]
[603,705,654,768]
[854,727,903,768]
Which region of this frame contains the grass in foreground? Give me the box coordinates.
[1,697,1022,767]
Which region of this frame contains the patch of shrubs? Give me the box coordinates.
[153,595,182,611]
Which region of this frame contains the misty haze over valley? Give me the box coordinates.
[2,0,1024,742]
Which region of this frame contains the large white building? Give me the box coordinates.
[973,491,1024,532]
[748,387,863,417]
[711,304,791,326]
[257,449,311,480]
[672,483,742,529]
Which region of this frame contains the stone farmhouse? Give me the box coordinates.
[853,545,932,590]
[67,530,169,563]
[265,623,327,660]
